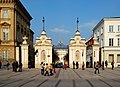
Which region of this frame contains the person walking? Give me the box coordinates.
[14,61,18,72]
[94,61,96,68]
[73,61,75,69]
[111,61,114,70]
[82,62,85,70]
[102,61,104,70]
[28,61,31,69]
[52,62,56,73]
[94,61,100,74]
[63,62,67,70]
[49,63,53,76]
[0,60,2,69]
[12,61,15,71]
[105,60,108,68]
[40,62,44,75]
[76,61,79,69]
[18,62,22,72]
[6,61,10,70]
[44,63,49,76]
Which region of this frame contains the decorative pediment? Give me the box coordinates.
[0,22,11,26]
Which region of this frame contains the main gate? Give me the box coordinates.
[53,40,69,67]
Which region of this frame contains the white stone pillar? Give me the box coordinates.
[16,47,19,64]
[21,44,29,68]
[21,36,29,68]
[35,49,40,68]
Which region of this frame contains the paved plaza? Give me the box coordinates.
[0,67,120,87]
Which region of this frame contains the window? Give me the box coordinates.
[3,28,8,40]
[97,36,99,42]
[101,39,103,46]
[94,51,95,57]
[2,50,8,61]
[109,38,113,46]
[41,50,45,62]
[2,10,8,18]
[109,25,113,32]
[118,25,120,32]
[97,30,99,36]
[101,27,103,34]
[118,38,120,46]
[117,54,120,63]
[75,50,80,61]
[109,54,114,63]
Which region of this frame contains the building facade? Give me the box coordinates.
[93,17,120,67]
[86,36,99,68]
[0,0,34,65]
[53,40,68,65]
[34,18,52,68]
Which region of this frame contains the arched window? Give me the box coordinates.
[41,50,46,62]
[75,50,80,61]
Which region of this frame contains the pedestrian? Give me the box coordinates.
[82,62,85,70]
[94,61,100,74]
[105,60,108,68]
[49,63,53,76]
[28,61,31,69]
[76,61,79,69]
[12,61,15,71]
[111,61,114,70]
[73,61,75,69]
[0,60,2,69]
[40,62,44,75]
[63,62,67,70]
[6,61,10,70]
[44,63,49,76]
[102,61,104,70]
[94,61,96,68]
[14,61,18,72]
[18,62,22,72]
[52,62,56,73]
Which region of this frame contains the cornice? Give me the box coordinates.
[0,0,19,3]
[0,22,11,26]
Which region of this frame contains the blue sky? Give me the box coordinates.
[21,0,120,45]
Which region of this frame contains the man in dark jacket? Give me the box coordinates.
[14,61,18,72]
[0,60,2,69]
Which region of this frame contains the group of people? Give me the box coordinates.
[12,61,22,72]
[0,60,22,72]
[73,61,79,69]
[40,62,56,76]
[73,61,85,70]
[94,60,115,74]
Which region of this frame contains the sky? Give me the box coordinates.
[20,0,120,45]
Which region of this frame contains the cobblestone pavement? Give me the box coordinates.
[0,67,120,87]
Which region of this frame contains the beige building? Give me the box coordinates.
[0,0,34,64]
[93,17,120,67]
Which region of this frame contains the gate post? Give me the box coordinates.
[21,36,29,68]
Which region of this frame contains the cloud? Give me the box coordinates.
[50,28,70,33]
[80,21,97,29]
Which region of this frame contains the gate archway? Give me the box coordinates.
[53,40,69,67]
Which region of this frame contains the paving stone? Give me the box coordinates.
[0,68,120,87]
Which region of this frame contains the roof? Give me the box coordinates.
[93,17,120,31]
[53,41,68,49]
